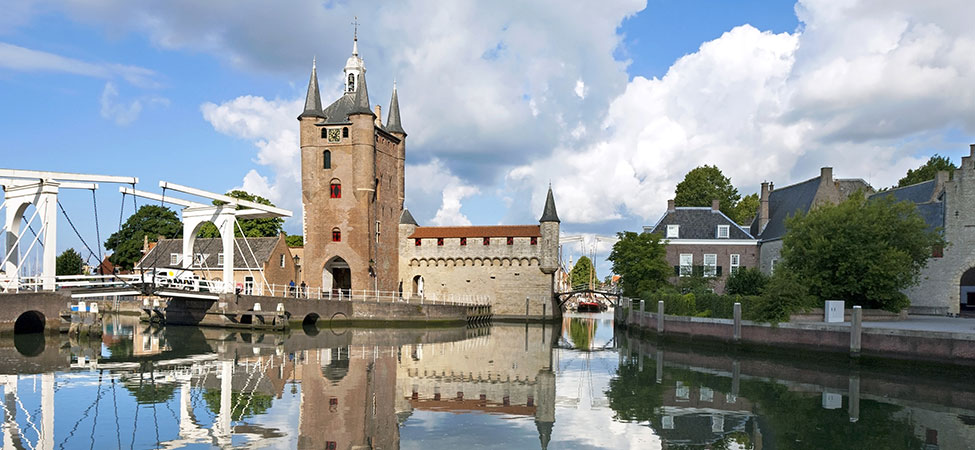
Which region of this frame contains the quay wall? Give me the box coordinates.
[619,300,975,366]
[0,292,71,335]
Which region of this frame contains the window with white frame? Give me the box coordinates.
[679,253,693,277]
[770,258,778,274]
[717,225,730,239]
[730,254,740,274]
[666,224,679,238]
[217,253,225,267]
[170,253,180,266]
[280,254,285,268]
[704,254,717,277]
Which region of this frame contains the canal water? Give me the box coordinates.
[0,312,973,449]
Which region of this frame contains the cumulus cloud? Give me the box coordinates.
[406,159,480,226]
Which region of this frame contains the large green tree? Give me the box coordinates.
[781,192,945,311]
[285,234,304,247]
[105,205,182,270]
[897,154,956,187]
[674,165,741,218]
[197,190,284,238]
[607,231,671,297]
[731,192,759,225]
[569,255,597,289]
[56,248,84,276]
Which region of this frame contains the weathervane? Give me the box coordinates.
[352,16,359,40]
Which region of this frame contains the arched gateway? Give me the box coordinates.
[323,256,352,296]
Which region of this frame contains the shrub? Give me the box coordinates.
[746,269,816,323]
[725,267,768,296]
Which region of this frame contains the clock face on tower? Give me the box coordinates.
[327,128,341,143]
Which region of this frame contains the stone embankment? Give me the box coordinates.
[617,298,975,366]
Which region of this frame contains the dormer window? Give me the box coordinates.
[717,225,730,239]
[666,225,679,238]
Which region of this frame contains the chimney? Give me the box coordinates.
[374,105,382,126]
[821,167,833,184]
[667,199,675,212]
[759,182,770,232]
[711,199,720,211]
[933,170,950,202]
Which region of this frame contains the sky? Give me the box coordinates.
[1,0,973,275]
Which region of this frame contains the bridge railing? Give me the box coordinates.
[241,283,490,307]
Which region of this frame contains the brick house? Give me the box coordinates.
[136,232,298,292]
[646,199,759,293]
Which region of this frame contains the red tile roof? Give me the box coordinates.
[408,225,541,239]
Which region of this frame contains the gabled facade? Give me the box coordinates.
[646,200,759,293]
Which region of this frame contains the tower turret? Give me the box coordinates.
[539,186,560,275]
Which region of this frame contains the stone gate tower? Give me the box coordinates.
[298,34,406,293]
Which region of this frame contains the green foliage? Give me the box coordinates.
[674,165,741,218]
[674,270,713,296]
[608,231,672,297]
[197,190,284,238]
[725,267,768,296]
[105,205,182,270]
[655,291,698,316]
[732,193,759,225]
[897,154,956,187]
[570,255,597,288]
[568,318,598,350]
[782,192,944,311]
[56,248,84,275]
[123,379,177,405]
[203,389,274,421]
[747,268,816,322]
[606,358,664,423]
[285,234,304,247]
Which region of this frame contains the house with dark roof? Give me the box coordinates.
[136,232,298,292]
[646,200,759,294]
[750,167,873,274]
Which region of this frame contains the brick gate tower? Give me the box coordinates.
[298,33,406,294]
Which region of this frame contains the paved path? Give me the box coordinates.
[798,315,975,335]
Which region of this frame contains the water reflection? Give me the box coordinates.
[0,314,973,448]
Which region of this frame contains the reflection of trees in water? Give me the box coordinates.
[568,318,597,351]
[107,339,134,358]
[606,357,925,449]
[123,379,177,405]
[203,390,274,421]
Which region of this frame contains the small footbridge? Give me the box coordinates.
[555,283,621,312]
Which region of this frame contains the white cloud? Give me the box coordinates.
[0,42,160,88]
[405,159,480,226]
[99,82,142,125]
[574,79,588,99]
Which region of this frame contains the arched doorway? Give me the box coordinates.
[412,275,424,298]
[323,257,352,297]
[14,311,45,334]
[960,268,975,312]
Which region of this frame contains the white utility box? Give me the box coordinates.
[825,300,845,323]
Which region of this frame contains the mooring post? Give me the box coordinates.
[525,296,530,318]
[848,374,860,423]
[731,360,740,400]
[655,349,664,384]
[657,300,665,333]
[733,302,742,342]
[850,305,862,356]
[542,303,546,318]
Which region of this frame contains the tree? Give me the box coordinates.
[674,165,741,218]
[897,154,956,187]
[608,231,671,297]
[105,205,182,270]
[781,192,945,311]
[197,190,284,238]
[56,249,84,275]
[725,267,768,296]
[285,234,304,247]
[570,255,597,289]
[731,193,759,225]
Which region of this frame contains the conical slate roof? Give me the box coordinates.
[350,73,374,116]
[539,186,560,223]
[298,61,325,119]
[386,84,406,135]
[399,209,418,225]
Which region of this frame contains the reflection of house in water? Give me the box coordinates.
[658,381,759,448]
[395,324,557,448]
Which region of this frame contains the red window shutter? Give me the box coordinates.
[483,237,490,246]
[506,237,514,245]
[437,238,444,246]
[460,237,467,246]
[530,237,538,245]
[415,238,421,246]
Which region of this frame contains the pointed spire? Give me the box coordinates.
[539,185,560,223]
[298,59,325,120]
[386,82,406,135]
[350,72,375,117]
[399,208,418,225]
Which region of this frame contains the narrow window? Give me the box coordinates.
[330,181,342,198]
[376,221,381,243]
[170,253,179,266]
[530,237,538,245]
[437,238,444,246]
[730,254,740,274]
[460,237,467,246]
[933,244,944,258]
[666,225,679,238]
[280,254,285,268]
[679,254,693,277]
[717,225,730,239]
[323,150,331,169]
[217,253,224,267]
[770,258,778,274]
[483,237,490,246]
[321,128,327,139]
[415,238,421,246]
[704,254,717,277]
[348,73,355,92]
[506,237,514,245]
[342,127,349,138]
[332,228,341,242]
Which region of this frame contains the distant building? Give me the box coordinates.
[646,199,759,294]
[136,232,297,291]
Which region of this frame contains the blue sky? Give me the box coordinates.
[1,0,973,275]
